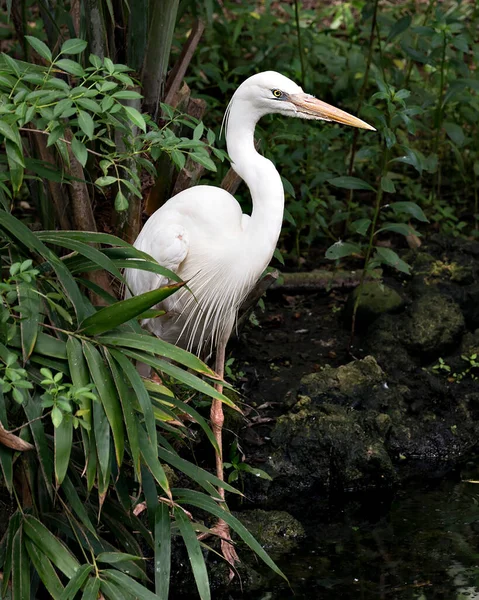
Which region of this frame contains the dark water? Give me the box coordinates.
[228,463,479,600]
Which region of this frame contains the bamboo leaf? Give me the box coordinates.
[61,475,97,536]
[106,350,141,478]
[23,393,54,498]
[59,564,93,600]
[109,349,157,447]
[98,331,215,376]
[80,576,100,599]
[23,515,80,578]
[2,512,21,597]
[83,341,124,467]
[0,389,13,493]
[155,503,171,600]
[80,283,183,336]
[12,527,30,600]
[38,233,125,283]
[174,507,210,600]
[138,426,171,498]
[17,283,41,363]
[25,538,64,599]
[121,348,236,407]
[158,446,240,496]
[54,416,73,485]
[103,570,161,600]
[96,552,143,564]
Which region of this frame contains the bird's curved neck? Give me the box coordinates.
[226,99,284,253]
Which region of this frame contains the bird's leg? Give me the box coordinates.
[209,339,239,573]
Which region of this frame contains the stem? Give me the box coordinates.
[404,0,436,89]
[294,0,306,87]
[344,0,379,234]
[349,142,389,349]
[433,31,447,199]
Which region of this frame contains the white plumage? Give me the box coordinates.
[126,72,374,357]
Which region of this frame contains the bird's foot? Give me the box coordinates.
[200,518,240,580]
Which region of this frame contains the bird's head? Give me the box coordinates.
[228,71,375,131]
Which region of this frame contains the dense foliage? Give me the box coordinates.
[0,0,478,598]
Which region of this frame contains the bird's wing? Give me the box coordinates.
[125,218,189,298]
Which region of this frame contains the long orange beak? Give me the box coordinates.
[289,93,376,131]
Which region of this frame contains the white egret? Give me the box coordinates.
[126,71,375,564]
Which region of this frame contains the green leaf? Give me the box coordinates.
[389,201,429,222]
[61,476,97,536]
[115,190,129,211]
[175,507,210,600]
[121,348,234,407]
[374,247,411,274]
[351,218,371,237]
[80,283,183,335]
[0,211,87,321]
[12,527,30,600]
[386,15,411,42]
[37,233,124,283]
[60,38,88,55]
[96,552,142,564]
[109,349,157,447]
[82,341,124,466]
[380,175,396,193]
[80,576,100,599]
[155,503,171,600]
[325,241,363,260]
[77,110,95,139]
[123,105,146,132]
[443,122,465,147]
[95,176,117,186]
[328,176,375,192]
[98,331,214,376]
[376,223,419,237]
[106,351,141,478]
[59,564,93,600]
[193,122,204,141]
[138,426,171,498]
[190,152,216,172]
[55,58,85,77]
[54,416,73,485]
[0,120,18,143]
[25,35,52,62]
[17,282,40,362]
[25,538,64,599]
[23,515,80,578]
[103,570,160,600]
[112,90,143,99]
[158,446,239,496]
[71,136,88,167]
[0,392,13,493]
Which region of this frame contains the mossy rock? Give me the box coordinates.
[399,293,464,355]
[299,355,384,403]
[344,281,405,327]
[234,509,305,554]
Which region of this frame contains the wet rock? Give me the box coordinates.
[399,293,464,355]
[299,355,384,406]
[344,281,405,327]
[233,509,305,554]
[253,357,479,504]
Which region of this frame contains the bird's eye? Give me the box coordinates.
[272,89,283,98]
